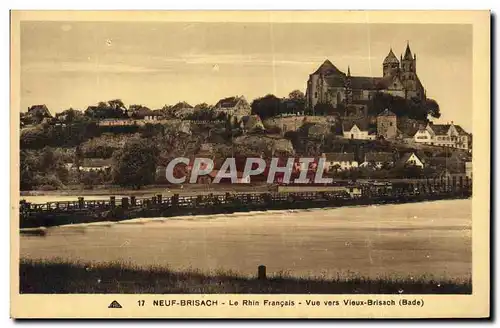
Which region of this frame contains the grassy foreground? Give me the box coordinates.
[20,259,471,294]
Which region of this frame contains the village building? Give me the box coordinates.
[213,96,251,117]
[27,104,52,118]
[413,122,469,149]
[342,122,377,140]
[321,152,359,172]
[377,109,398,139]
[144,109,164,121]
[22,105,53,125]
[78,158,113,172]
[397,152,424,168]
[306,43,426,110]
[360,152,394,169]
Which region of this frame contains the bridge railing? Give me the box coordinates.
[19,178,472,216]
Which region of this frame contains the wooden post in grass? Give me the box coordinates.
[258,265,266,280]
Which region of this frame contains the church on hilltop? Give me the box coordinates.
[305,43,426,111]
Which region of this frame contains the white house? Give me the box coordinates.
[321,153,359,172]
[342,122,376,140]
[413,123,469,150]
[397,152,424,168]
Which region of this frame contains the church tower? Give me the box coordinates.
[401,42,417,95]
[382,48,400,77]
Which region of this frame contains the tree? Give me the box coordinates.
[313,103,335,116]
[86,100,127,119]
[251,94,281,119]
[128,104,152,119]
[186,108,217,121]
[81,171,104,189]
[141,123,164,138]
[370,92,440,121]
[112,138,159,189]
[194,103,211,110]
[288,90,305,101]
[425,98,441,119]
[108,99,125,111]
[57,108,84,123]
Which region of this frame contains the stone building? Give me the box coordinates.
[305,43,426,111]
[377,108,398,139]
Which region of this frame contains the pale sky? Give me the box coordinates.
[21,22,472,131]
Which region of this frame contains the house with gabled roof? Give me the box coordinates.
[321,152,358,172]
[413,122,469,150]
[360,152,395,169]
[25,104,53,125]
[397,152,424,169]
[213,95,251,117]
[342,121,377,140]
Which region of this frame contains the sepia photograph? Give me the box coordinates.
[10,10,490,318]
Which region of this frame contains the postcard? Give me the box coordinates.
[11,10,490,319]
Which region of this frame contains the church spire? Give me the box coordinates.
[403,41,413,60]
[347,65,351,76]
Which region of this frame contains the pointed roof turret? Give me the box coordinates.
[383,48,399,65]
[347,66,351,76]
[312,59,345,76]
[403,42,413,60]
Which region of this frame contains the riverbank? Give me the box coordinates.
[19,259,471,294]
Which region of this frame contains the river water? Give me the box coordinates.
[20,199,471,280]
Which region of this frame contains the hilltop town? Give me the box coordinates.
[19,43,472,191]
